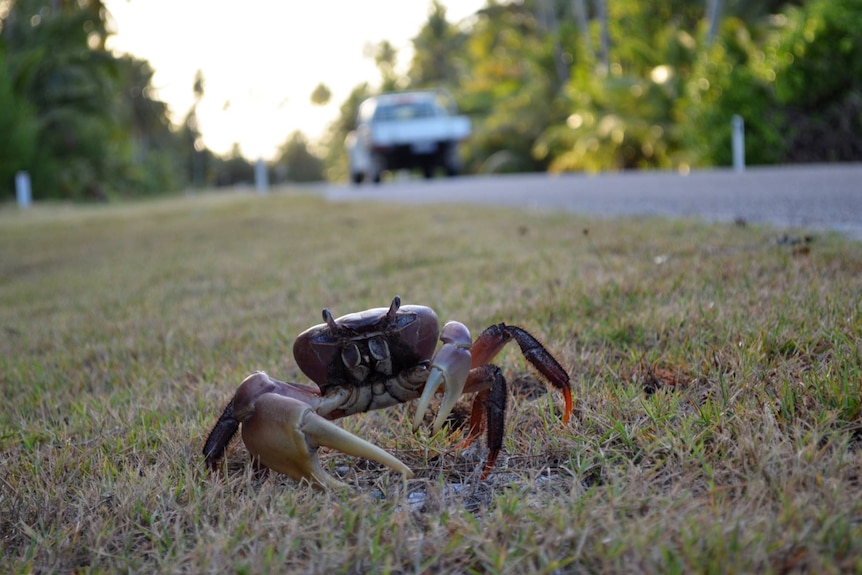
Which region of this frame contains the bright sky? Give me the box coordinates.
[104,0,486,160]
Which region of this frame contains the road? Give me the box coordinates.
[324,164,862,241]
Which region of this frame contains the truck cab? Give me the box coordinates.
[346,90,471,184]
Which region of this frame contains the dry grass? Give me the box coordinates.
[1,188,861,573]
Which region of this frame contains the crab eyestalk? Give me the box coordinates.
[386,295,401,322]
[413,321,473,434]
[323,308,339,331]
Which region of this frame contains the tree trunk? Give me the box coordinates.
[594,0,610,71]
[706,0,723,45]
[536,0,570,85]
[572,0,593,60]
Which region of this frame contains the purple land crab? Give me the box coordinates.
[203,296,572,488]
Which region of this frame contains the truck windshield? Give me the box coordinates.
[373,101,437,122]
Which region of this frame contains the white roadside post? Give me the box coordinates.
[15,171,32,208]
[732,114,745,173]
[255,158,268,195]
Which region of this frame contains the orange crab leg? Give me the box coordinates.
[456,365,507,478]
[468,323,572,423]
[453,325,572,477]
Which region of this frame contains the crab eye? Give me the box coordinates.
[368,337,389,361]
[341,343,362,369]
[341,343,370,382]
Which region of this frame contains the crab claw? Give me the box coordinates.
[412,321,472,434]
[241,392,413,489]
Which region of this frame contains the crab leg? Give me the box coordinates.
[412,321,473,433]
[470,323,573,422]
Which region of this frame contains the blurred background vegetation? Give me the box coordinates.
[1,0,860,200]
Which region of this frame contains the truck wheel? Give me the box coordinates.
[370,154,384,184]
[422,165,434,179]
[351,172,364,185]
[443,143,461,177]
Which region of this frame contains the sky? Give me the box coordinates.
[104,0,487,160]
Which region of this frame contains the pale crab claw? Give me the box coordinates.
[412,321,472,434]
[242,393,413,489]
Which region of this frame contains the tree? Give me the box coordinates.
[276,131,324,182]
[366,40,399,92]
[212,144,254,186]
[318,0,860,180]
[1,0,186,198]
[2,0,120,198]
[673,0,862,166]
[184,69,206,187]
[766,0,862,161]
[674,16,787,167]
[407,0,465,89]
[310,82,331,106]
[0,48,38,199]
[706,0,723,44]
[536,0,709,172]
[113,55,185,194]
[321,82,372,181]
[456,1,565,173]
[535,0,569,84]
[571,0,592,60]
[595,0,610,71]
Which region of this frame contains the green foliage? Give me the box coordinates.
[675,17,788,167]
[310,82,332,106]
[457,2,563,173]
[0,1,197,199]
[6,0,859,194]
[3,2,119,199]
[674,0,862,166]
[407,0,466,90]
[768,0,862,161]
[111,56,185,194]
[319,0,860,178]
[0,48,37,199]
[320,83,373,181]
[371,40,400,92]
[771,0,862,108]
[122,148,185,195]
[536,7,702,171]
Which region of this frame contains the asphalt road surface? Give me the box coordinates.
[325,164,862,241]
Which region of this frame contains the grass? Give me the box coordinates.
[1,187,861,573]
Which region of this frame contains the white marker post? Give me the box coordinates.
[15,171,32,208]
[255,159,268,195]
[732,115,745,173]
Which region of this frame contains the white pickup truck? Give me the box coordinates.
[346,90,471,184]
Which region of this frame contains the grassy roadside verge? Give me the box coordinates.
[1,189,861,573]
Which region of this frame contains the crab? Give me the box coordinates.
[203,296,572,488]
